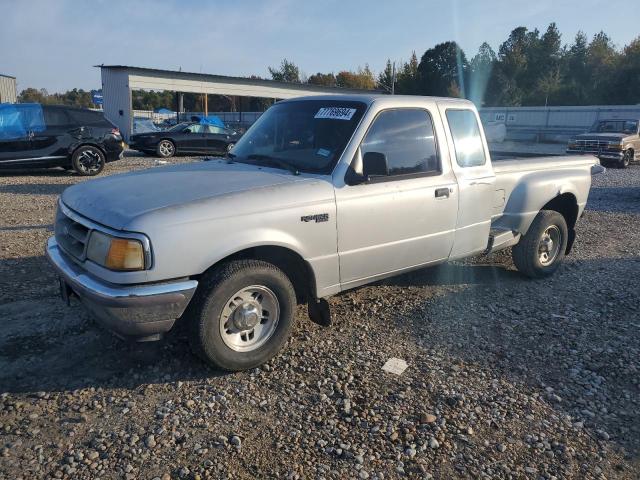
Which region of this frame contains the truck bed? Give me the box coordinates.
[488,154,599,245]
[492,154,599,174]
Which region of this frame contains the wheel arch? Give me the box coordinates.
[540,192,579,253]
[70,142,107,159]
[197,245,317,304]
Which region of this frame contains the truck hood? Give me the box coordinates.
[61,160,304,230]
[575,133,627,142]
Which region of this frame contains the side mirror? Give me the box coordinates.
[362,151,388,178]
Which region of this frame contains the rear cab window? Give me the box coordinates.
[446,109,486,167]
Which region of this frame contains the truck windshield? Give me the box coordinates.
[589,120,638,134]
[230,100,367,174]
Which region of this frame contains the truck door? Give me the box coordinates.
[335,107,458,288]
[439,105,496,259]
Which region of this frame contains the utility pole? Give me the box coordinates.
[391,62,396,95]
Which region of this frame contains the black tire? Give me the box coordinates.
[156,139,176,158]
[620,149,632,168]
[512,210,568,279]
[187,259,296,371]
[71,145,105,176]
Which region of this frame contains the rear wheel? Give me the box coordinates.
[71,146,105,176]
[187,259,296,371]
[157,139,176,158]
[512,210,568,278]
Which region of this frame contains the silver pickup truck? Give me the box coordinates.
[46,95,602,371]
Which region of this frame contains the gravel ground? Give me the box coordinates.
[0,154,638,479]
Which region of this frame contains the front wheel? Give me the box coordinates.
[156,139,176,158]
[619,149,633,168]
[512,210,568,278]
[187,260,297,371]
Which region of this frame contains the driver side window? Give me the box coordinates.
[360,108,440,178]
[185,124,204,134]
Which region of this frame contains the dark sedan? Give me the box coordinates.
[129,122,240,158]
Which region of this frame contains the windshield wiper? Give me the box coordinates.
[246,154,300,175]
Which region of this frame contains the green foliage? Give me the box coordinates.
[307,72,337,87]
[417,41,467,97]
[18,28,640,110]
[336,65,376,90]
[268,59,301,83]
[377,59,394,92]
[18,87,93,107]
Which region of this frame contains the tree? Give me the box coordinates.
[18,88,49,104]
[307,72,337,87]
[417,41,467,97]
[586,31,620,104]
[268,59,301,83]
[336,65,376,90]
[558,31,590,104]
[468,42,497,106]
[395,52,419,95]
[610,37,640,104]
[377,59,394,92]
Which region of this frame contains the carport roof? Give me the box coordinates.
[96,65,382,95]
[0,73,16,79]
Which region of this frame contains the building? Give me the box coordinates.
[0,74,17,103]
[99,65,379,140]
[479,104,640,143]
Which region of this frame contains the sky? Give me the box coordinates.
[1,0,636,93]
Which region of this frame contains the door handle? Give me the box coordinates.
[435,187,450,198]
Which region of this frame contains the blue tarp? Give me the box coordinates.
[197,115,225,128]
[0,103,46,140]
[155,108,174,114]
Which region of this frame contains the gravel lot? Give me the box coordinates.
[0,154,639,479]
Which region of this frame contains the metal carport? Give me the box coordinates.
[98,65,376,141]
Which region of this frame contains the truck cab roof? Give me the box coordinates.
[280,94,476,108]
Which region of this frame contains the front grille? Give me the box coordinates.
[575,139,609,153]
[54,206,90,260]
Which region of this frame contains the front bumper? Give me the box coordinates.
[566,148,623,160]
[45,237,198,340]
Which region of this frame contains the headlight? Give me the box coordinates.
[607,141,623,150]
[86,231,145,271]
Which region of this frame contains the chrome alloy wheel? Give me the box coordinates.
[158,140,175,157]
[538,225,562,266]
[219,285,280,352]
[77,149,102,174]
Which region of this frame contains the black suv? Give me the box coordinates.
[0,104,124,175]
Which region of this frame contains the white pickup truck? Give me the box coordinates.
[46,95,603,370]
